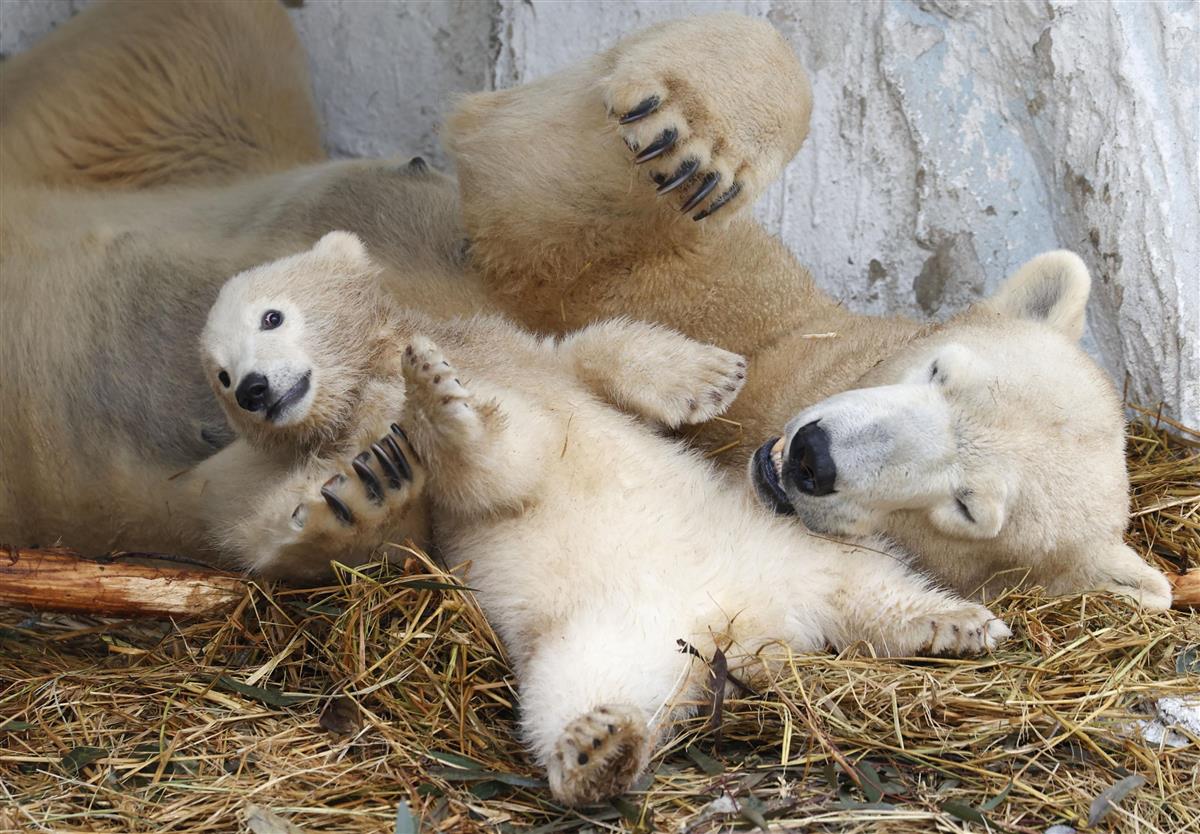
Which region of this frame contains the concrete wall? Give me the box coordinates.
[3,0,1196,424]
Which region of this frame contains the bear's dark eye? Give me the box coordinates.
[261,310,284,330]
[218,370,231,388]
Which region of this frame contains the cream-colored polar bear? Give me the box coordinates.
[1,2,1166,606]
[216,233,1011,806]
[445,16,1172,608]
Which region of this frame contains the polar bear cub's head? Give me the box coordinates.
[201,232,391,451]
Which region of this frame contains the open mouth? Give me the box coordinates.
[265,372,311,422]
[751,436,794,515]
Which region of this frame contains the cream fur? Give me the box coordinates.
[0,3,1166,608]
[235,235,1011,806]
[444,19,1171,609]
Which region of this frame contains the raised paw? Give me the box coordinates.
[548,705,649,807]
[287,423,424,539]
[629,338,747,427]
[604,15,810,221]
[901,603,1012,656]
[400,335,492,441]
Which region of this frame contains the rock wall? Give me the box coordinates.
[3,0,1195,423]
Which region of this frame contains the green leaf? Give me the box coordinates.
[61,746,108,776]
[611,796,641,823]
[1087,774,1146,827]
[468,780,505,800]
[215,676,309,707]
[738,796,769,832]
[0,719,33,732]
[1176,645,1199,676]
[427,750,486,770]
[941,800,986,824]
[393,801,418,834]
[685,745,724,776]
[399,579,477,592]
[980,781,1013,812]
[856,761,884,803]
[426,765,544,788]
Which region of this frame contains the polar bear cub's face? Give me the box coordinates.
[752,252,1144,593]
[201,232,389,449]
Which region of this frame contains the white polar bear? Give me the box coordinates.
[211,233,1011,806]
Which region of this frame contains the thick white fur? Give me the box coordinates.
[226,236,1011,806]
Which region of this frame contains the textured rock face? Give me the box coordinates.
[4,0,1196,423]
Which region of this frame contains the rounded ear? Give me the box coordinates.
[983,251,1091,341]
[314,230,372,270]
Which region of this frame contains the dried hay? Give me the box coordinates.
[2,411,1197,834]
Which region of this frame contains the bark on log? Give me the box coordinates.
[1167,570,1200,609]
[0,547,246,618]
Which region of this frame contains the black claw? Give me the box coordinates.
[634,127,677,164]
[383,435,414,480]
[371,442,404,489]
[320,486,355,525]
[390,423,410,445]
[352,458,384,504]
[657,157,700,194]
[618,95,660,124]
[680,171,720,213]
[693,180,743,221]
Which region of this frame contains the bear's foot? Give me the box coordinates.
[891,602,1011,656]
[603,16,808,221]
[290,423,420,532]
[548,705,650,807]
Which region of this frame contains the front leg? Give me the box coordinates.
[196,428,427,582]
[401,336,552,517]
[557,318,746,427]
[816,545,1012,657]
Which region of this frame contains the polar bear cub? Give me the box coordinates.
[212,233,1010,806]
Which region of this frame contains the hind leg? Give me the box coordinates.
[519,613,702,806]
[445,14,810,287]
[1,0,322,188]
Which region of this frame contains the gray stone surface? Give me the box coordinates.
[3,0,1196,422]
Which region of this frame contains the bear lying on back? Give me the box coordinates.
[207,232,1011,805]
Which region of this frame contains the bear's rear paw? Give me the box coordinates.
[897,602,1011,656]
[604,18,807,221]
[548,705,649,807]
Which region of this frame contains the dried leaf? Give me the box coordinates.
[61,746,107,776]
[941,800,985,824]
[318,696,360,735]
[244,804,306,834]
[685,744,724,776]
[216,676,308,707]
[1087,774,1146,827]
[393,801,418,834]
[1177,645,1199,676]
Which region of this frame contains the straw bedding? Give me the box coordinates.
[2,411,1196,833]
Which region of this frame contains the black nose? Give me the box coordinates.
[784,421,837,496]
[235,372,270,412]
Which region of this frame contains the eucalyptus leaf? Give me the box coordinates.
[61,746,107,776]
[685,744,724,776]
[941,800,986,824]
[393,801,418,834]
[1087,774,1146,827]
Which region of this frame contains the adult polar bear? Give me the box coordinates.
[0,2,1168,605]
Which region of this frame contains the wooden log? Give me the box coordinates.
[0,547,246,618]
[1167,571,1200,609]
